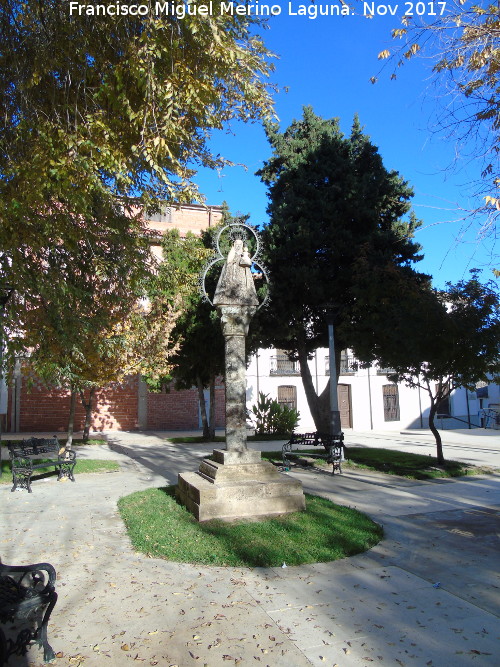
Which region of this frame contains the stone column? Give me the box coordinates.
[219,304,256,453]
[176,226,305,521]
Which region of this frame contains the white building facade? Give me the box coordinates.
[246,349,500,432]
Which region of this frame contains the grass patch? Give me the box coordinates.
[71,438,108,446]
[345,447,496,479]
[0,458,120,483]
[261,447,496,479]
[118,486,382,567]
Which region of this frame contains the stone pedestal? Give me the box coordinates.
[176,449,305,522]
[177,263,306,522]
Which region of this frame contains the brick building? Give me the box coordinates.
[5,204,225,434]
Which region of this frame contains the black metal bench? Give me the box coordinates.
[8,437,76,493]
[282,431,344,475]
[0,561,57,664]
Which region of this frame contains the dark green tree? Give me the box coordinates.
[371,272,500,463]
[257,107,426,433]
[170,300,225,440]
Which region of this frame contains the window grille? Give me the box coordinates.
[278,385,297,410]
[435,384,451,416]
[270,350,299,375]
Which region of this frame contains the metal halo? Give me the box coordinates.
[214,223,261,262]
[252,260,270,311]
[202,223,269,309]
[200,256,225,306]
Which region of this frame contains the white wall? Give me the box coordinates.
[246,347,486,432]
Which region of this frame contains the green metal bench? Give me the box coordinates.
[0,561,57,664]
[282,431,344,475]
[8,437,76,493]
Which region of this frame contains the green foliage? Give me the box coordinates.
[257,108,423,355]
[255,107,426,431]
[376,1,500,243]
[0,1,275,380]
[118,487,382,567]
[368,270,500,461]
[250,391,300,435]
[10,196,152,388]
[0,1,274,208]
[374,271,500,391]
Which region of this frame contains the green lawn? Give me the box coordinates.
[0,458,120,483]
[261,447,496,480]
[118,486,383,567]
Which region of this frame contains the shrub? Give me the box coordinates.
[250,391,300,435]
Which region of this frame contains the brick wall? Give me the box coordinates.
[19,374,140,433]
[12,203,226,434]
[15,373,225,433]
[147,384,226,430]
[147,387,199,430]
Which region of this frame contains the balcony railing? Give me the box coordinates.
[376,365,396,375]
[324,356,393,375]
[325,355,358,375]
[270,355,300,376]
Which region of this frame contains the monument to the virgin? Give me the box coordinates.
[177,224,305,521]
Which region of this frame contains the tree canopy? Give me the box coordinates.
[371,271,500,462]
[0,0,275,334]
[374,0,500,246]
[0,0,276,422]
[257,107,427,432]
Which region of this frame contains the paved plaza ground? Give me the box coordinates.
[1,429,499,666]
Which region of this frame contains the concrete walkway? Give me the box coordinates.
[1,430,499,666]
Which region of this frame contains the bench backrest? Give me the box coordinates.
[290,431,344,447]
[8,437,60,459]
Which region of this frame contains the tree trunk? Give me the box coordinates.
[297,344,330,434]
[66,389,77,449]
[196,376,210,440]
[425,379,445,464]
[208,375,216,441]
[428,402,444,464]
[79,387,96,443]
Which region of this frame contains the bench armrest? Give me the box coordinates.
[0,562,56,596]
[58,448,76,463]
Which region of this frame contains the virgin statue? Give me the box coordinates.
[213,239,259,307]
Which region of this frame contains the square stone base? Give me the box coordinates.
[176,454,305,522]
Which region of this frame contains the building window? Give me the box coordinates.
[148,207,172,223]
[270,350,299,375]
[278,385,297,410]
[326,350,357,375]
[383,384,400,421]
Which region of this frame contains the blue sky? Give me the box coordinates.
[193,5,499,289]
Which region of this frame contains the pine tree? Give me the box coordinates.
[257,107,426,432]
